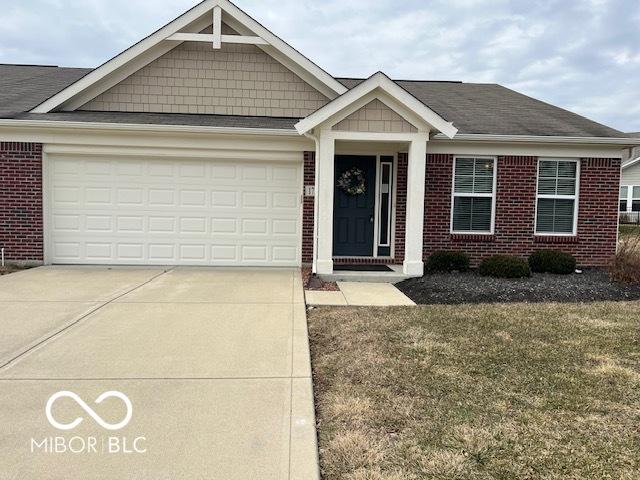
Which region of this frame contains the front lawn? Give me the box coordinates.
[309,303,640,479]
[620,224,640,238]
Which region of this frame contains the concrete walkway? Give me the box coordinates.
[0,266,318,480]
[305,281,416,306]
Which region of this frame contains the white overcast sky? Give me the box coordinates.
[1,0,638,131]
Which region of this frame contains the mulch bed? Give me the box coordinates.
[397,269,640,304]
[301,267,339,291]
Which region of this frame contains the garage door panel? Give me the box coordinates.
[48,156,301,266]
[86,215,114,232]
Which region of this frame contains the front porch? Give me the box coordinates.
[316,133,429,277]
[315,138,427,278]
[320,264,409,284]
[295,72,458,278]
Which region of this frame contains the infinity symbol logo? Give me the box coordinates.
[45,391,133,431]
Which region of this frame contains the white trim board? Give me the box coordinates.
[428,139,625,158]
[623,157,640,169]
[0,120,315,156]
[31,0,346,113]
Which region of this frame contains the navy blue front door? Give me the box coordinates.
[333,155,376,257]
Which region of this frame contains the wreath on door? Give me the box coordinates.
[337,167,366,196]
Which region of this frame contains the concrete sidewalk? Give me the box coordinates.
[0,267,318,480]
[305,281,416,307]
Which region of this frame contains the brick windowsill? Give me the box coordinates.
[534,235,580,244]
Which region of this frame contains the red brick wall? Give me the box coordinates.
[302,151,315,264]
[394,152,408,263]
[0,142,44,262]
[422,154,620,267]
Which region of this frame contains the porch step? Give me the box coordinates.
[319,265,414,284]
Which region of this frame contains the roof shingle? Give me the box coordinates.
[0,64,91,117]
[338,78,625,138]
[0,65,627,138]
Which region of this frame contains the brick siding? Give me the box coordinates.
[422,154,620,267]
[0,142,44,262]
[393,152,408,263]
[302,151,315,264]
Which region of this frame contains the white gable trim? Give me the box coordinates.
[31,0,347,113]
[295,72,458,139]
[623,157,640,169]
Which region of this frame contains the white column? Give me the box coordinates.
[316,131,335,274]
[403,134,429,276]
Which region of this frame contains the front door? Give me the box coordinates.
[333,155,376,257]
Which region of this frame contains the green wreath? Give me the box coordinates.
[337,167,366,196]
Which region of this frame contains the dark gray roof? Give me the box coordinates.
[11,111,299,129]
[338,78,625,138]
[0,64,91,117]
[0,64,626,138]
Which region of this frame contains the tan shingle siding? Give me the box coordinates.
[80,37,330,117]
[332,99,417,133]
[623,162,640,185]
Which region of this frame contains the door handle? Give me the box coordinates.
[370,215,374,223]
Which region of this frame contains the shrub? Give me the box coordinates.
[528,250,576,274]
[610,235,640,283]
[425,251,470,273]
[478,255,531,278]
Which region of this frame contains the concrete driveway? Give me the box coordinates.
[0,266,317,480]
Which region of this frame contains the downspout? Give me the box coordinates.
[303,130,320,274]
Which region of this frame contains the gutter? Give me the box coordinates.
[2,119,635,145]
[0,119,301,137]
[431,133,640,146]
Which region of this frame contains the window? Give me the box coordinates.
[451,157,496,233]
[620,186,629,212]
[535,159,579,235]
[633,187,640,212]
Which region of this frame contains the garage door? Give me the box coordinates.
[47,155,302,266]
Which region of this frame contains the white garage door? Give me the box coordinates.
[47,155,302,266]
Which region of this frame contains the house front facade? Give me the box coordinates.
[0,0,636,277]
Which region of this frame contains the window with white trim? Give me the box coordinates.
[451,157,496,233]
[620,186,629,212]
[535,159,579,235]
[633,186,640,212]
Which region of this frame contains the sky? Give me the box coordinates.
[1,0,639,132]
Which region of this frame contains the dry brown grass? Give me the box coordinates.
[611,234,640,283]
[309,302,640,479]
[0,265,27,276]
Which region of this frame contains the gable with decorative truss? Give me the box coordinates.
[81,23,330,117]
[31,0,346,114]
